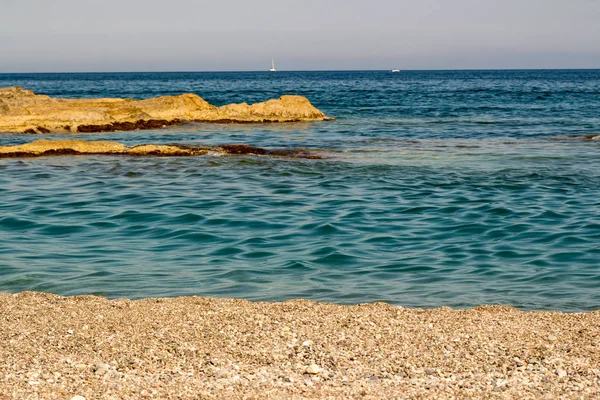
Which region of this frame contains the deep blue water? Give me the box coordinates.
[1,70,599,311]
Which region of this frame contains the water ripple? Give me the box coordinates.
[0,153,598,311]
[1,70,600,311]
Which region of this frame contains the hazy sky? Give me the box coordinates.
[1,0,599,72]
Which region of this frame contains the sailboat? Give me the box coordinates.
[269,58,276,72]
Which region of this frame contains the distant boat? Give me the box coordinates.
[391,69,400,73]
[269,58,276,72]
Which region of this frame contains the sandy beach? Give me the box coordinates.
[0,292,598,399]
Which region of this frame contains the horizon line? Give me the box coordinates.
[1,67,600,75]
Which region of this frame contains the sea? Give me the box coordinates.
[1,70,599,312]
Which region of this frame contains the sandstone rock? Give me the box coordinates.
[0,139,321,159]
[0,139,127,155]
[0,86,332,133]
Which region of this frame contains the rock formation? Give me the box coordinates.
[0,139,322,159]
[0,86,332,134]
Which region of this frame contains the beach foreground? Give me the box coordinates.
[0,292,598,399]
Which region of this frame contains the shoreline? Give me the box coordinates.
[1,292,598,399]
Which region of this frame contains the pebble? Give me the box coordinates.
[548,335,558,341]
[513,357,524,367]
[557,369,568,378]
[71,396,86,400]
[94,363,110,375]
[305,364,321,374]
[302,340,313,347]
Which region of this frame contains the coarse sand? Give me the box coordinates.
[0,292,599,399]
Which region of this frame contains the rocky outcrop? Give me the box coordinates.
[0,139,322,159]
[0,87,332,134]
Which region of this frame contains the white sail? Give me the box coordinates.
[270,58,276,72]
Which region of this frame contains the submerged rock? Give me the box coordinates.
[0,139,322,159]
[0,86,332,133]
[582,134,600,141]
[219,144,268,155]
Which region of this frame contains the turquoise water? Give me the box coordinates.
[1,70,600,311]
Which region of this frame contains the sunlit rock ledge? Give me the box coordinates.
[0,86,333,134]
[0,139,322,159]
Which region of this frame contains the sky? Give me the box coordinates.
[1,0,599,72]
